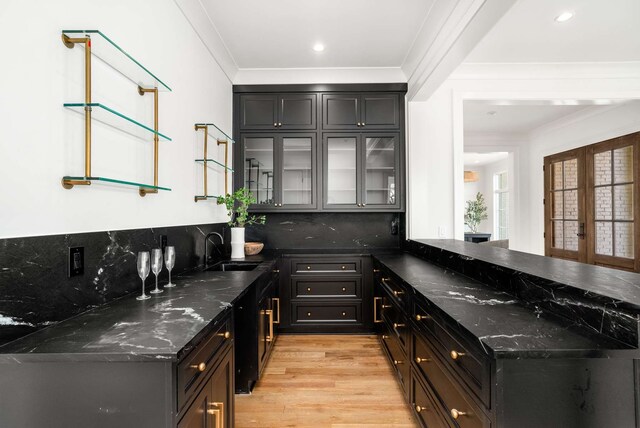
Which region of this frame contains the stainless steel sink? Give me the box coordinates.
[205,261,261,272]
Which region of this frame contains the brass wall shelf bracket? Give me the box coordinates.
[60,30,172,196]
[138,86,160,197]
[194,124,233,202]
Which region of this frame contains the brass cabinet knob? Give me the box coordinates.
[381,304,392,309]
[373,269,380,273]
[393,290,404,297]
[362,203,366,207]
[415,357,431,364]
[381,335,389,339]
[273,269,280,273]
[190,362,206,372]
[415,314,430,321]
[278,122,282,126]
[341,265,346,270]
[307,266,311,270]
[357,122,362,126]
[342,287,346,292]
[450,409,467,419]
[342,312,346,316]
[218,331,231,339]
[393,323,405,329]
[307,312,311,317]
[307,287,312,292]
[450,350,466,360]
[415,404,425,413]
[362,123,366,126]
[393,359,404,365]
[273,123,278,127]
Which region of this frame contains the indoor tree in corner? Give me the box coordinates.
[217,188,266,259]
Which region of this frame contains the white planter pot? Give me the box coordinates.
[230,227,245,259]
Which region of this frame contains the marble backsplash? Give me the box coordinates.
[405,239,639,348]
[0,223,228,346]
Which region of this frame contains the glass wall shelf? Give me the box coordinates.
[195,159,234,172]
[62,176,171,191]
[194,123,235,144]
[62,30,171,91]
[64,103,172,142]
[194,195,222,200]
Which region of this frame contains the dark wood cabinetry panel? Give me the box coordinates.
[240,94,317,131]
[322,93,400,130]
[322,94,360,129]
[361,94,400,129]
[240,95,278,130]
[279,94,317,130]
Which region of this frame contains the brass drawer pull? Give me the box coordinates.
[450,350,466,360]
[415,404,425,413]
[273,269,280,273]
[382,304,392,309]
[207,401,224,426]
[381,335,389,339]
[217,331,231,339]
[415,314,430,321]
[393,290,404,297]
[415,357,431,364]
[393,360,404,365]
[373,269,380,273]
[265,309,274,342]
[190,362,206,372]
[272,297,280,324]
[393,323,405,329]
[373,297,382,323]
[450,408,467,419]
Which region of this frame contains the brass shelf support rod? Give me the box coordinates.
[138,86,159,196]
[217,138,229,195]
[61,34,92,189]
[194,124,209,202]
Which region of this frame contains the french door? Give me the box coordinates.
[544,132,640,272]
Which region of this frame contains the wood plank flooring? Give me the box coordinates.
[235,335,418,428]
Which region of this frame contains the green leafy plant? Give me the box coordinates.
[464,192,488,233]
[217,188,266,228]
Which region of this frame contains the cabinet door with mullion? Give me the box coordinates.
[323,133,361,210]
[243,134,277,209]
[361,132,401,210]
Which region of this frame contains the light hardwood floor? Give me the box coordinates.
[235,334,418,428]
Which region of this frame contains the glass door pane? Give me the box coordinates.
[326,137,357,205]
[550,158,580,251]
[244,137,274,206]
[282,137,312,205]
[364,136,396,206]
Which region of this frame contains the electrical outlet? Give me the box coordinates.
[160,235,168,253]
[390,217,399,235]
[68,247,84,278]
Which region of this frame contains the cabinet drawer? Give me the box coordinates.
[292,278,361,298]
[380,323,409,399]
[292,259,360,274]
[414,300,491,407]
[293,302,361,323]
[411,369,453,428]
[177,315,233,412]
[412,333,490,428]
[376,273,408,311]
[380,295,408,353]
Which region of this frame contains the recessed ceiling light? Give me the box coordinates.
[555,11,574,22]
[313,43,325,52]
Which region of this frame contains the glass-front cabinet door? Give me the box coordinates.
[323,133,400,210]
[243,133,316,210]
[363,134,399,209]
[324,135,359,208]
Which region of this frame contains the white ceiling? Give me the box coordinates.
[201,0,435,69]
[463,102,594,134]
[464,152,509,168]
[466,0,640,63]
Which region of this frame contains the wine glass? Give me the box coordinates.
[150,248,163,294]
[164,246,176,288]
[136,251,151,301]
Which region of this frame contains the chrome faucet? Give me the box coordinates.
[204,232,224,267]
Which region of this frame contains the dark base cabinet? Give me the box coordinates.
[234,262,279,393]
[372,258,639,428]
[278,255,373,333]
[0,310,235,428]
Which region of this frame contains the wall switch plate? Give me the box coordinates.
[68,247,84,277]
[390,217,399,235]
[160,235,167,253]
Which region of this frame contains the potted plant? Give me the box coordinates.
[217,188,266,259]
[464,192,488,233]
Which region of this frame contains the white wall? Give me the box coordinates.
[0,0,232,239]
[406,62,640,251]
[463,158,510,236]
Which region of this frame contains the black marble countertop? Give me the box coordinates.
[416,239,640,310]
[0,266,271,363]
[375,253,636,359]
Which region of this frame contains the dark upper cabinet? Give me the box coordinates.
[242,133,317,211]
[323,93,400,130]
[240,94,316,130]
[323,132,402,211]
